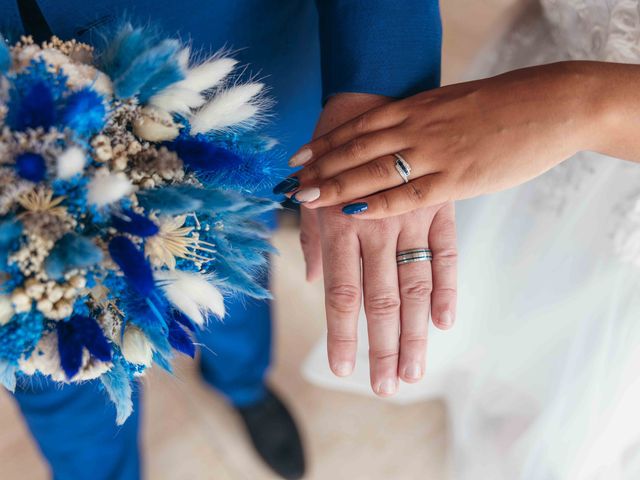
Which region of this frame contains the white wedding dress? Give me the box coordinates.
[303,1,640,478]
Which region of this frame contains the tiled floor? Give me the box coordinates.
[0,2,521,479]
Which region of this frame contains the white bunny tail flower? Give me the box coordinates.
[178,57,238,93]
[121,326,154,366]
[87,172,133,206]
[148,87,205,115]
[56,146,86,179]
[155,270,225,326]
[190,82,265,134]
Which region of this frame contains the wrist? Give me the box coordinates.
[576,62,640,158]
[549,61,615,155]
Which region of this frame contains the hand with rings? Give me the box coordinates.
[276,63,602,219]
[280,93,458,397]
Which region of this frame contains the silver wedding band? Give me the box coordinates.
[396,248,432,266]
[394,153,412,184]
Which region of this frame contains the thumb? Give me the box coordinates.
[299,207,323,282]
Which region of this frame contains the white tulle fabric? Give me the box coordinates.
[303,1,640,478]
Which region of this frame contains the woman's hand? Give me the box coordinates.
[282,62,613,218]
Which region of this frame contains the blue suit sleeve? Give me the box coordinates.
[315,0,442,102]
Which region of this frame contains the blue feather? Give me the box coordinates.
[169,133,285,191]
[56,320,83,378]
[137,187,203,215]
[170,137,244,174]
[100,359,133,425]
[234,197,281,217]
[0,217,22,247]
[138,59,184,103]
[168,316,195,358]
[12,81,56,131]
[111,210,159,238]
[210,259,271,299]
[116,285,171,356]
[60,88,106,137]
[0,37,10,74]
[113,39,181,99]
[71,315,112,361]
[0,311,44,362]
[15,152,47,182]
[108,236,155,297]
[57,315,112,379]
[172,310,195,332]
[152,350,173,373]
[100,23,148,80]
[44,233,103,280]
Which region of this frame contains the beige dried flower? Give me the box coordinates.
[145,215,214,269]
[17,188,67,218]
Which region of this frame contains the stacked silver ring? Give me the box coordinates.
[396,248,432,266]
[394,153,412,184]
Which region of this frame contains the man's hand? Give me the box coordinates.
[299,94,458,396]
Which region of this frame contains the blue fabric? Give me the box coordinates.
[13,376,141,480]
[198,281,272,407]
[316,0,442,101]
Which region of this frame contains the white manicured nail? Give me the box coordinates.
[292,187,320,204]
[289,147,313,167]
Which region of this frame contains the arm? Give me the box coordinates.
[314,0,442,101]
[288,61,640,217]
[294,2,454,395]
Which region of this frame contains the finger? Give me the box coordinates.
[360,224,402,396]
[289,104,405,167]
[299,207,322,282]
[294,128,408,185]
[300,150,439,209]
[396,210,435,383]
[321,212,362,377]
[339,174,449,220]
[428,203,458,330]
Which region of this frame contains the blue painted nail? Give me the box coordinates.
[342,202,368,215]
[272,177,299,195]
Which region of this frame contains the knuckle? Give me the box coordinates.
[327,284,361,313]
[326,177,344,197]
[433,286,458,299]
[378,193,391,212]
[400,333,428,350]
[328,333,357,348]
[433,248,458,267]
[322,134,337,150]
[366,158,392,180]
[365,292,401,316]
[433,217,457,239]
[406,183,425,205]
[346,138,366,159]
[354,113,369,133]
[369,348,399,363]
[400,278,433,300]
[299,230,315,249]
[305,163,321,180]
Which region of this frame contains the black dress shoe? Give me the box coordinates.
[236,387,306,479]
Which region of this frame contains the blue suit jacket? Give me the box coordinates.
[1,0,442,155]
